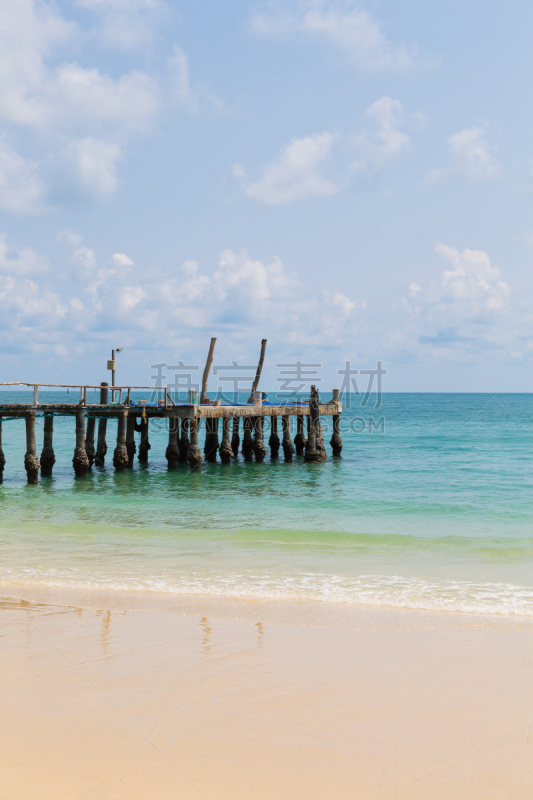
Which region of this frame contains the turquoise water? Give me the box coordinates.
[1,392,533,615]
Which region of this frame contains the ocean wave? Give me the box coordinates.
[1,569,533,617]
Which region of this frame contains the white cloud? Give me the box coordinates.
[76,0,168,50]
[246,133,339,205]
[111,253,135,267]
[448,126,497,180]
[0,232,49,276]
[435,244,509,313]
[73,245,97,271]
[0,140,46,213]
[168,45,200,114]
[352,96,410,171]
[231,162,245,178]
[0,2,213,207]
[251,0,419,71]
[399,245,512,358]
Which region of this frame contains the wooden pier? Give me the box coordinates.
[0,383,343,484]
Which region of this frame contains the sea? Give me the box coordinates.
[1,391,532,617]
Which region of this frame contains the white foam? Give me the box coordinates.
[1,569,533,617]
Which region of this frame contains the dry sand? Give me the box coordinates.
[1,586,532,800]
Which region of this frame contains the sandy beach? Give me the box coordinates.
[1,587,532,800]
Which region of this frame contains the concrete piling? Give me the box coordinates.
[113,413,129,471]
[304,386,322,463]
[126,414,136,467]
[0,420,5,483]
[242,417,254,461]
[73,410,90,477]
[95,419,107,466]
[219,416,233,464]
[204,418,219,463]
[253,417,267,462]
[187,418,202,469]
[40,415,56,477]
[269,415,280,459]
[165,418,180,469]
[138,415,150,462]
[85,416,96,468]
[179,418,189,462]
[294,415,307,456]
[25,411,40,484]
[281,415,294,462]
[231,417,240,458]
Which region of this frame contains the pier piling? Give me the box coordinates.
[113,413,129,471]
[0,420,5,483]
[269,415,280,459]
[294,415,307,456]
[187,418,202,469]
[282,415,294,462]
[253,417,267,462]
[304,387,322,463]
[138,414,150,462]
[205,418,219,463]
[231,417,240,458]
[330,388,343,456]
[126,414,136,467]
[40,415,56,477]
[85,416,96,468]
[179,418,189,462]
[242,417,253,461]
[73,410,90,477]
[219,416,233,464]
[165,418,180,469]
[95,419,107,466]
[25,411,40,484]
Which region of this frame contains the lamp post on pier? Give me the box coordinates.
[108,347,124,403]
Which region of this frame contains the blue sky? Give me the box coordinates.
[1,0,533,393]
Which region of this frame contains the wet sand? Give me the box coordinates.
[1,587,533,799]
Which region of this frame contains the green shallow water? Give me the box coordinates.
[1,392,533,615]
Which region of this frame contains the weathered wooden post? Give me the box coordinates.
[25,411,40,484]
[73,410,90,477]
[304,386,321,463]
[269,415,280,459]
[281,415,294,462]
[85,416,96,468]
[204,417,219,462]
[179,418,189,462]
[231,417,240,457]
[0,420,5,483]
[126,413,136,467]
[242,416,254,461]
[200,337,216,404]
[40,415,56,477]
[219,415,233,464]
[330,388,343,456]
[95,382,108,467]
[294,414,307,456]
[138,413,150,462]
[247,339,267,403]
[113,413,129,471]
[165,417,180,469]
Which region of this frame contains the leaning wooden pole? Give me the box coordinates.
[304,386,321,463]
[247,339,267,403]
[200,337,217,404]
